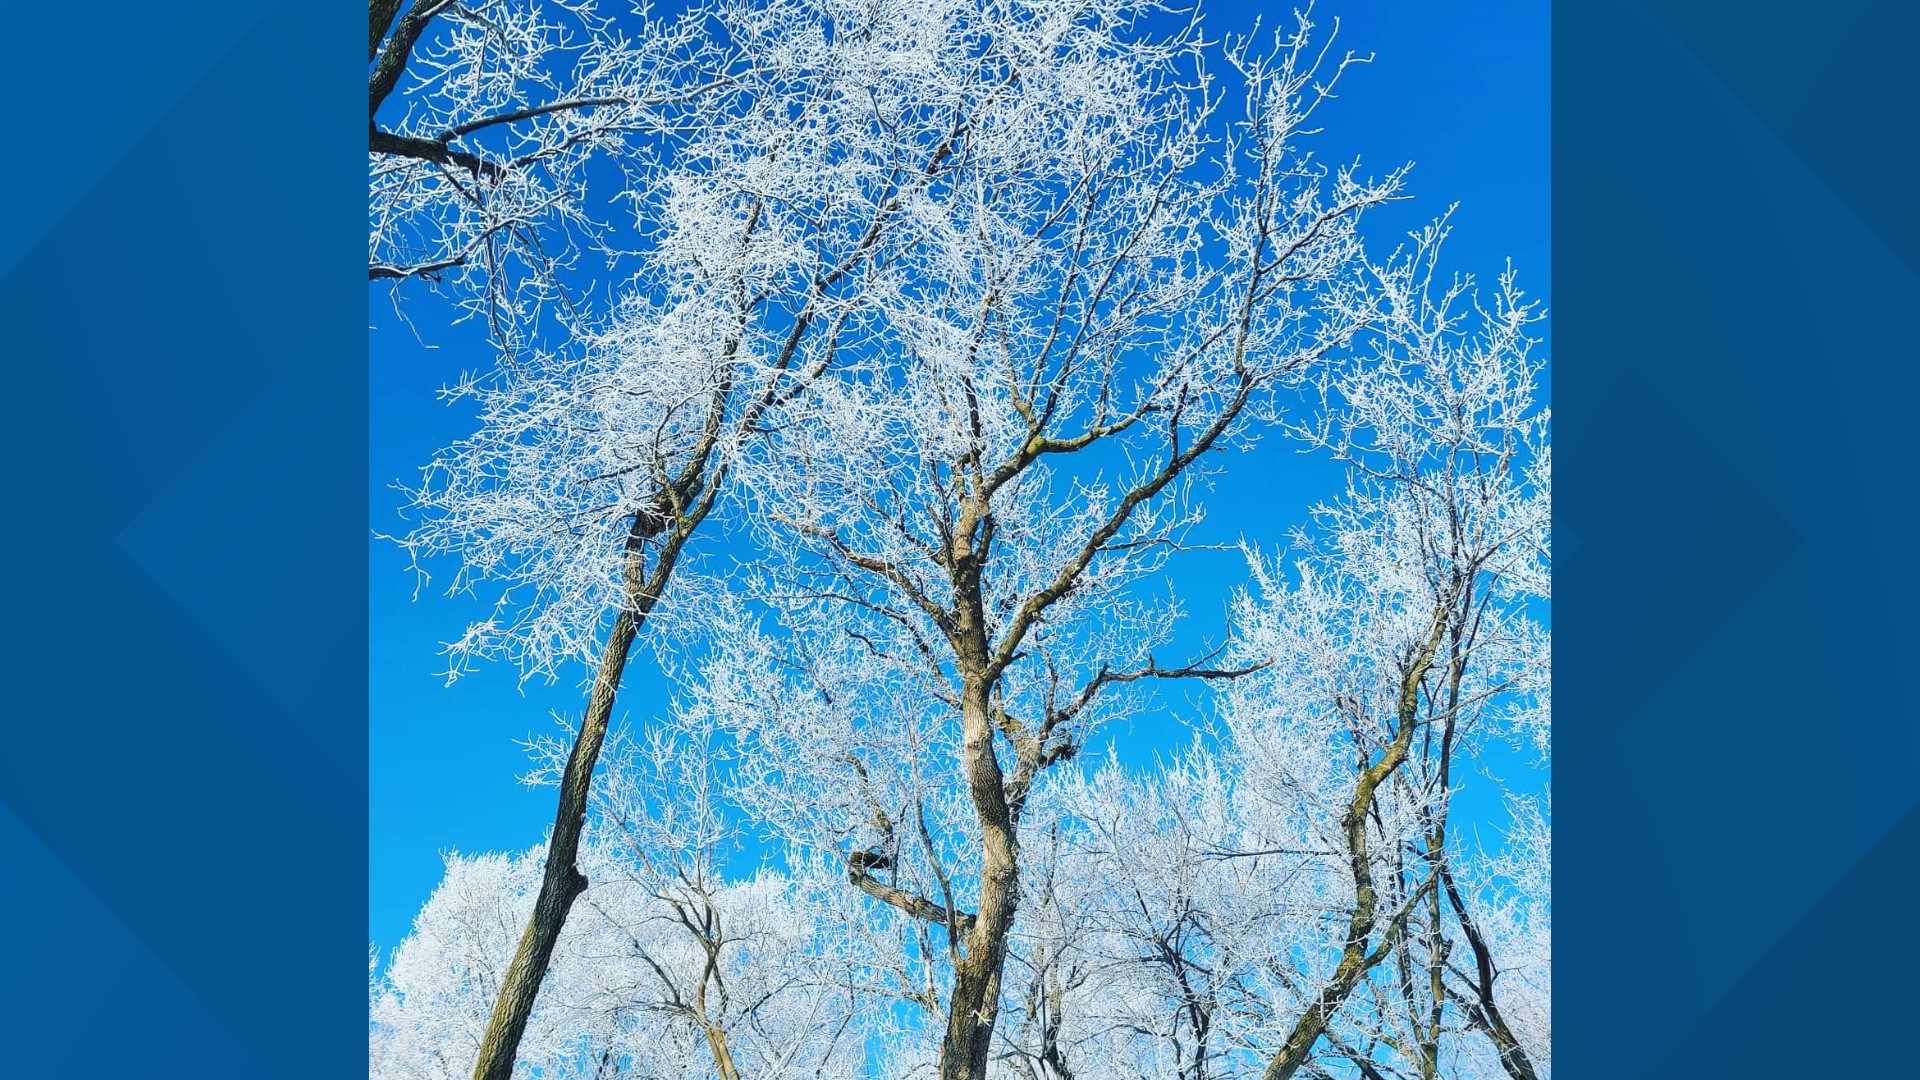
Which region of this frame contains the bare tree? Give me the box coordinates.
[1439,794,1550,1080]
[370,827,876,1080]
[1001,225,1548,1080]
[721,15,1402,1080]
[369,0,720,351]
[379,2,1273,1077]
[1223,222,1548,1080]
[373,5,1549,1078]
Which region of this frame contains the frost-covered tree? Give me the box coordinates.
[369,0,718,347]
[1443,793,1550,1080]
[711,13,1404,1080]
[371,844,878,1080]
[372,2,1549,1078]
[375,224,1550,1077]
[378,2,1277,1076]
[1043,224,1548,1080]
[373,699,888,1080]
[1240,218,1546,1080]
[1026,751,1291,1080]
[886,224,1551,1080]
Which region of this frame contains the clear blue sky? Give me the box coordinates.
[369,0,1548,954]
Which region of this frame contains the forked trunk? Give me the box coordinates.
[704,1026,743,1080]
[1262,606,1450,1080]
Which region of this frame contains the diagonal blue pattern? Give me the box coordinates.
[1560,0,1920,1075]
[0,801,276,1075]
[0,1,279,281]
[117,354,367,775]
[0,2,364,1077]
[1555,351,1803,755]
[1648,0,1920,280]
[1643,799,1920,1078]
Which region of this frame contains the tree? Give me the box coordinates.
[993,223,1549,1080]
[374,0,945,1072]
[1209,222,1548,1080]
[377,225,1551,1079]
[369,837,877,1080]
[1441,793,1550,1080]
[1034,749,1286,1080]
[369,0,718,350]
[378,2,1279,1076]
[371,846,630,1080]
[560,710,885,1080]
[718,14,1403,1080]
[373,4,1551,1077]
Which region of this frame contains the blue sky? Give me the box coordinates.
[369,0,1548,955]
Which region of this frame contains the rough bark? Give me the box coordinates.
[940,681,1023,1080]
[370,0,451,118]
[468,558,647,1080]
[369,0,405,63]
[466,481,712,1080]
[1441,863,1542,1080]
[459,191,778,1080]
[1260,606,1450,1080]
[369,127,500,180]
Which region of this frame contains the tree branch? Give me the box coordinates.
[370,0,453,118]
[444,96,633,141]
[1047,651,1274,734]
[369,127,502,180]
[845,855,978,937]
[369,0,405,63]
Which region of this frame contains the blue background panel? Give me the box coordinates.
[0,2,365,1077]
[1558,1,1920,1075]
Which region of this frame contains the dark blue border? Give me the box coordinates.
[0,2,365,1075]
[1558,1,1920,1075]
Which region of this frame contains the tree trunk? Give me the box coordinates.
[368,0,405,62]
[469,578,645,1080]
[1475,1009,1541,1080]
[704,1025,743,1080]
[940,683,1022,1080]
[1440,864,1541,1080]
[1261,607,1449,1080]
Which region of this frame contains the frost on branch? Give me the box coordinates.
[372,3,1550,1078]
[389,0,1113,683]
